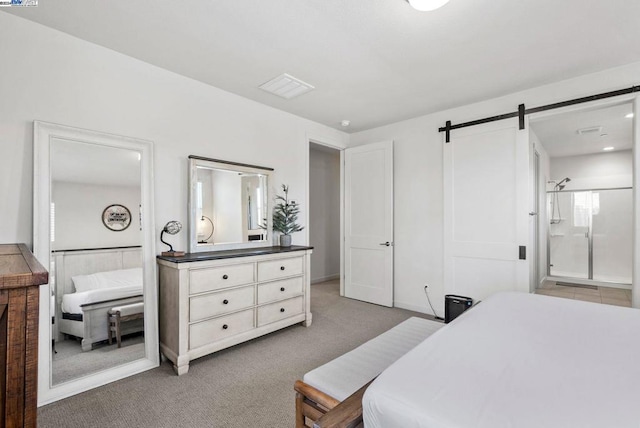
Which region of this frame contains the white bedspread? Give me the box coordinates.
[363,292,640,428]
[62,285,142,314]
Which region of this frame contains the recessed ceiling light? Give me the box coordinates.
[341,120,351,127]
[625,113,634,119]
[603,147,615,151]
[406,0,450,11]
[259,73,315,100]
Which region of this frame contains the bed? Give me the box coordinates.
[53,247,143,351]
[363,291,640,428]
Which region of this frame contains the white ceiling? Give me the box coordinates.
[5,0,640,132]
[530,103,634,158]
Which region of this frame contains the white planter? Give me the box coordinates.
[279,234,292,247]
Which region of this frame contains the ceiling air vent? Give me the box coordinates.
[576,126,603,135]
[259,73,315,100]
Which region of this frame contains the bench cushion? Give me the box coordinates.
[303,317,443,401]
[109,302,144,317]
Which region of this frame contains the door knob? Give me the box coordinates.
[379,242,391,247]
[529,212,538,216]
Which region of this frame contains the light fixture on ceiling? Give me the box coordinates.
[603,147,615,151]
[341,120,351,127]
[625,113,634,119]
[406,0,450,11]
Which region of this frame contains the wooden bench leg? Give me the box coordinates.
[295,391,306,428]
[115,312,122,348]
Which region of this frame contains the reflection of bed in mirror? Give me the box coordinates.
[53,247,143,351]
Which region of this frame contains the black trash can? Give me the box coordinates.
[444,295,473,323]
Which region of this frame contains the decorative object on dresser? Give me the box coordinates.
[198,216,214,244]
[160,221,185,257]
[272,184,303,247]
[157,245,313,375]
[0,243,48,428]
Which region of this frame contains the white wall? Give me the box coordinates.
[0,13,348,251]
[52,182,141,251]
[550,150,632,190]
[351,61,640,316]
[309,146,341,283]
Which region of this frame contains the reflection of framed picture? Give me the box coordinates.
[102,204,132,231]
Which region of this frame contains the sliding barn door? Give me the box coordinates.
[444,120,530,301]
[344,141,394,307]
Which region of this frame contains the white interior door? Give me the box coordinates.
[344,141,393,307]
[444,119,529,302]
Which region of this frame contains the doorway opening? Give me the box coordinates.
[530,100,634,306]
[308,142,341,285]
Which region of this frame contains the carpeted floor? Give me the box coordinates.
[38,280,434,427]
[53,335,145,385]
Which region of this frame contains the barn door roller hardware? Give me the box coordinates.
[440,85,640,143]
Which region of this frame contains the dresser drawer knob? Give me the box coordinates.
[222,324,228,330]
[280,287,285,292]
[280,308,285,313]
[280,266,285,271]
[223,299,229,304]
[222,274,228,280]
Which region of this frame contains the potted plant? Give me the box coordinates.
[273,184,303,247]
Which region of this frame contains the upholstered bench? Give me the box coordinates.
[108,302,145,348]
[294,317,443,428]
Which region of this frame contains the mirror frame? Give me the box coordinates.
[188,155,274,252]
[33,121,159,405]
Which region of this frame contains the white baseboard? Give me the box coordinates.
[311,273,340,284]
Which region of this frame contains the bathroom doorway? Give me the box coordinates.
[530,100,634,300]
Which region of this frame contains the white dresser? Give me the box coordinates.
[157,246,313,375]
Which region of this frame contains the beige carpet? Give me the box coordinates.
[38,280,435,427]
[53,335,145,385]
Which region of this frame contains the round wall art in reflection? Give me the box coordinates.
[102,204,132,231]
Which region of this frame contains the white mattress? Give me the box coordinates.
[61,285,142,314]
[304,317,443,401]
[363,292,640,428]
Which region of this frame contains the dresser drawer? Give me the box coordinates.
[190,285,255,322]
[257,296,304,327]
[257,276,303,305]
[258,256,303,282]
[189,309,255,350]
[190,263,255,294]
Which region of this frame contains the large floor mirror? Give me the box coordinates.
[33,121,159,405]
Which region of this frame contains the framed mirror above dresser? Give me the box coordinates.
[33,121,159,405]
[188,155,274,252]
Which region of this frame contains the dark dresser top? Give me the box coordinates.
[156,245,313,263]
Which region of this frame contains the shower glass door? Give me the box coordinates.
[548,191,589,279]
[592,188,632,283]
[548,188,632,284]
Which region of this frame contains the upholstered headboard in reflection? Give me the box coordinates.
[51,246,142,338]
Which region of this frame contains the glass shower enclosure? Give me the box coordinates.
[548,188,632,284]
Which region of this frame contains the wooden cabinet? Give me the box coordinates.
[0,244,48,428]
[157,246,312,375]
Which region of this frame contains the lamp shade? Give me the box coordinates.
[407,0,450,11]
